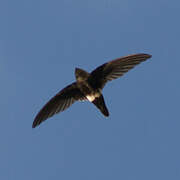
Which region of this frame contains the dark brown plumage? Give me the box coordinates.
[32,53,151,128]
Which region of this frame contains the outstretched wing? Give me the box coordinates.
[88,53,151,89]
[32,82,86,128]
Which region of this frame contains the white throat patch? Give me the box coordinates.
[86,93,100,102]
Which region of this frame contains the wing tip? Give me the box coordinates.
[32,120,38,128]
[129,53,152,59]
[141,53,152,59]
[32,116,42,128]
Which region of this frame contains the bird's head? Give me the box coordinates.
[75,68,89,82]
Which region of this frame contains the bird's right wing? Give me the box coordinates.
[88,53,151,89]
[32,82,86,128]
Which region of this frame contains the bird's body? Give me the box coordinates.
[32,53,151,128]
[75,68,109,116]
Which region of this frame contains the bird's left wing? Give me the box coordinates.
[32,82,86,128]
[88,53,151,89]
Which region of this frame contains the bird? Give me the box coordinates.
[32,53,151,128]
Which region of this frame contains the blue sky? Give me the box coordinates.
[1,0,180,179]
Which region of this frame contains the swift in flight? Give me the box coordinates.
[32,53,151,128]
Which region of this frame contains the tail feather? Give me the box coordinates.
[92,95,109,116]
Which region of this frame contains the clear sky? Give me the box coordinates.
[1,0,180,179]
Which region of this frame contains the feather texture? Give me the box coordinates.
[88,54,151,89]
[32,83,86,128]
